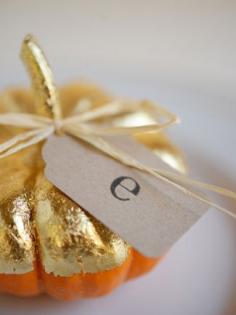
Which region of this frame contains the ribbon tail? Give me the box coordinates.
[0,113,52,129]
[0,126,54,159]
[0,129,45,153]
[66,131,236,219]
[154,169,236,200]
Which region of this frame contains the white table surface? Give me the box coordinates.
[0,1,235,314]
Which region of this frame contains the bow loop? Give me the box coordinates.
[0,93,235,220]
[0,34,235,221]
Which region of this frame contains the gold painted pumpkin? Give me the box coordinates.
[0,36,186,300]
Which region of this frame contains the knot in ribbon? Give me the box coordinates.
[0,96,178,159]
[1,33,236,220]
[0,93,236,219]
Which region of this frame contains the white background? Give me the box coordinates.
[0,1,236,314]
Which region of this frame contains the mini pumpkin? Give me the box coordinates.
[0,37,185,301]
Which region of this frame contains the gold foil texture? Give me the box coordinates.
[21,35,61,120]
[35,175,130,276]
[0,160,35,273]
[0,86,186,276]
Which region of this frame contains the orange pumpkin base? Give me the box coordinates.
[0,84,183,301]
[0,250,160,300]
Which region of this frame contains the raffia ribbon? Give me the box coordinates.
[0,34,236,219]
[0,94,236,219]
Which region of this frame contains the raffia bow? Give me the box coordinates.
[0,34,236,219]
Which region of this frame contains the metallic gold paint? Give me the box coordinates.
[0,160,35,274]
[21,35,61,120]
[0,84,185,299]
[35,174,130,276]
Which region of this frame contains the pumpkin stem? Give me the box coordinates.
[20,34,61,121]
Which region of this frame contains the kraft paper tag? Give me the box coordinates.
[42,134,209,257]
